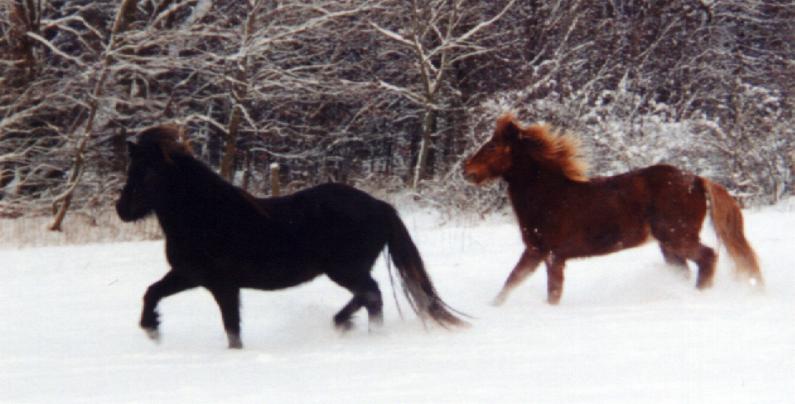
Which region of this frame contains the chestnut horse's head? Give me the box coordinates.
[115,125,191,222]
[463,113,521,184]
[464,113,587,184]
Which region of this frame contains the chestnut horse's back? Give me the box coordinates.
[643,164,709,232]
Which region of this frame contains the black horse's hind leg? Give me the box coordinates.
[329,271,383,332]
[141,270,197,341]
[361,280,383,330]
[333,295,364,332]
[208,285,242,349]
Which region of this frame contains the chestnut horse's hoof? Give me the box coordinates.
[491,293,507,307]
[749,276,764,290]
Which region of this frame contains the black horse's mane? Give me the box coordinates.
[136,125,192,159]
[136,126,267,217]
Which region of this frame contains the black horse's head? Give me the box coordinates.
[115,125,191,222]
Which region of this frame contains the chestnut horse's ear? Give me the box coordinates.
[503,121,520,141]
[495,114,520,141]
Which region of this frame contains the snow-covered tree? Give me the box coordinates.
[0,0,790,226]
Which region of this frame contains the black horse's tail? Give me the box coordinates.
[384,206,467,328]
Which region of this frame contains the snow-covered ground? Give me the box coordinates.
[1,201,793,403]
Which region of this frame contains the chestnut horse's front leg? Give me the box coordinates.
[140,270,197,341]
[545,254,566,305]
[493,247,545,306]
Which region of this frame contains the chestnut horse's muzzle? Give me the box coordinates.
[463,161,487,184]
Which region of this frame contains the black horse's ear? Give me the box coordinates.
[126,141,138,156]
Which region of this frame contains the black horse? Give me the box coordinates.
[116,126,464,349]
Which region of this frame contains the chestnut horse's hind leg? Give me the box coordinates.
[661,245,687,267]
[660,245,691,278]
[545,254,566,305]
[691,245,717,289]
[140,270,198,341]
[664,241,717,289]
[493,248,545,306]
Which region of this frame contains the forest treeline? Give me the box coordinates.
[1,0,793,228]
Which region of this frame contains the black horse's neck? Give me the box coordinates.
[153,155,265,237]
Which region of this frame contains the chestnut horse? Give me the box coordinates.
[116,126,464,349]
[464,113,763,305]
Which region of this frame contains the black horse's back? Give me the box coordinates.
[258,183,392,263]
[233,183,393,291]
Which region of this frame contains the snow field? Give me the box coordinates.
[0,202,793,403]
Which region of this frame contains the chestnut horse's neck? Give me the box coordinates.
[504,166,579,223]
[505,163,575,195]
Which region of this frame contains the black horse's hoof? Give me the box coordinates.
[334,320,355,333]
[143,327,161,342]
[367,314,384,333]
[227,333,243,349]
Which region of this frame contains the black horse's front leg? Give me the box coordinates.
[208,285,242,349]
[140,270,197,341]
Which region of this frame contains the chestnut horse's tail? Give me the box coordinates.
[703,179,764,285]
[385,207,468,328]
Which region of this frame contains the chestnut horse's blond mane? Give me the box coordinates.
[496,113,588,182]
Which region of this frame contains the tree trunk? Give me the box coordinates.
[219,2,258,182]
[412,109,437,189]
[270,163,281,196]
[49,0,138,231]
[241,149,252,192]
[219,104,241,181]
[8,0,38,83]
